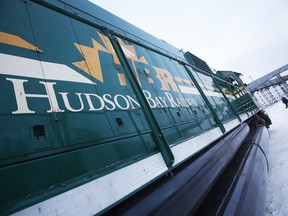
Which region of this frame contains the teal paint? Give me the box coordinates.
[0,0,259,214]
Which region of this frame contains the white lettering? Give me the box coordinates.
[126,95,140,109]
[176,98,184,107]
[114,94,130,110]
[60,93,84,112]
[164,92,178,107]
[103,94,116,110]
[7,78,200,114]
[7,78,64,114]
[159,97,168,107]
[155,97,164,108]
[179,98,188,107]
[84,93,105,111]
[143,90,156,108]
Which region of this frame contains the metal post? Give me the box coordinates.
[183,66,226,133]
[109,35,174,167]
[212,78,241,122]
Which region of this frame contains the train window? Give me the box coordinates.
[226,75,239,86]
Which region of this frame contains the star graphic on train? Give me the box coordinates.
[73,32,148,84]
[73,32,120,83]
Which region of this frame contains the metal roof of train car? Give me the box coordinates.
[54,0,185,60]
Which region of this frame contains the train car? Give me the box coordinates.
[0,0,270,215]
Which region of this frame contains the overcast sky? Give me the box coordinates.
[89,0,288,83]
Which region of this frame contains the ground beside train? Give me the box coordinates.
[265,101,288,215]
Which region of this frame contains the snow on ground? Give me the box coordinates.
[265,101,288,216]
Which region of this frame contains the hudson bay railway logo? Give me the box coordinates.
[0,31,216,115]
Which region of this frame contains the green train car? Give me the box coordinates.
[0,0,269,215]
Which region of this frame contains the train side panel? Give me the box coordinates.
[0,0,258,215]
